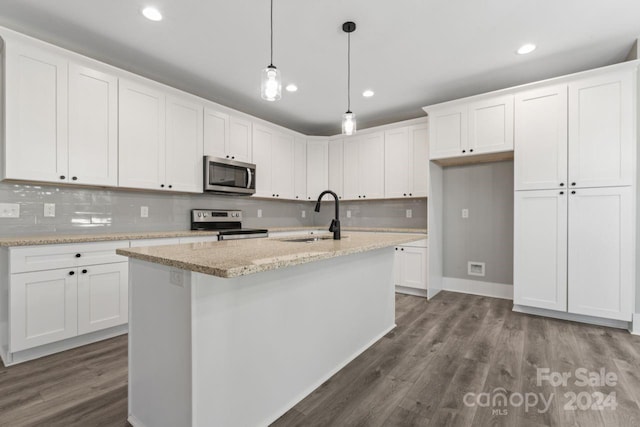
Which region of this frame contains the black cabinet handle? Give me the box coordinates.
[571,182,576,186]
[560,191,564,195]
[69,271,75,276]
[571,190,576,194]
[72,176,78,181]
[60,175,66,180]
[560,183,565,187]
[82,269,87,274]
[462,150,466,153]
[75,253,81,258]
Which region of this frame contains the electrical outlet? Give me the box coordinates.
[44,203,56,217]
[140,206,149,218]
[301,210,306,218]
[468,261,486,277]
[461,208,469,219]
[257,209,262,218]
[170,269,184,287]
[406,209,412,218]
[346,210,352,218]
[0,203,20,218]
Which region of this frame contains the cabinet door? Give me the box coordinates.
[409,124,429,197]
[384,127,410,198]
[78,263,128,334]
[515,85,568,190]
[252,126,273,198]
[428,106,467,159]
[203,108,229,159]
[400,246,428,290]
[10,269,78,352]
[119,79,165,190]
[293,138,307,200]
[165,95,204,193]
[568,71,635,188]
[468,94,514,155]
[229,117,253,162]
[568,187,634,321]
[271,133,294,199]
[343,138,360,200]
[5,42,68,182]
[307,140,329,201]
[359,132,385,199]
[514,190,567,311]
[68,63,118,186]
[327,139,344,200]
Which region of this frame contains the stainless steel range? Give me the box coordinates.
[190,209,268,240]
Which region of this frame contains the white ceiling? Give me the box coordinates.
[1,0,639,135]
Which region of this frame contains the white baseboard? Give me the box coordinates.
[395,286,427,298]
[630,313,640,335]
[513,305,630,330]
[442,277,513,300]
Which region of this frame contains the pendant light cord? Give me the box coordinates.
[270,0,274,66]
[347,31,351,112]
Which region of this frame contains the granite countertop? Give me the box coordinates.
[116,231,427,278]
[0,230,220,247]
[269,226,428,234]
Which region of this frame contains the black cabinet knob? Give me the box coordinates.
[75,253,81,258]
[401,248,404,251]
[339,196,342,199]
[560,191,564,195]
[469,149,474,153]
[168,185,172,189]
[160,184,165,188]
[395,248,398,251]
[226,155,229,158]
[403,193,407,196]
[462,150,466,153]
[72,176,78,181]
[571,182,576,186]
[363,195,366,198]
[560,183,565,187]
[571,190,576,194]
[295,196,298,199]
[308,197,311,200]
[82,269,87,274]
[69,271,75,276]
[232,156,235,159]
[409,193,412,196]
[60,175,66,180]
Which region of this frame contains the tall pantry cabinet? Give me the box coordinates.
[513,65,636,322]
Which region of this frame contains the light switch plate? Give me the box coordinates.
[346,210,352,218]
[257,209,262,218]
[0,203,20,218]
[44,203,56,217]
[301,210,306,218]
[461,208,469,219]
[406,209,412,218]
[140,206,149,218]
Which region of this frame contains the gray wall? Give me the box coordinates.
[443,161,514,285]
[0,182,426,236]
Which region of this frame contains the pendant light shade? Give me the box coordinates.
[261,0,282,101]
[341,21,356,135]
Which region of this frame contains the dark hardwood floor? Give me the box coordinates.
[2,292,640,426]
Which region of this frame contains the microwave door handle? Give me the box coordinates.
[246,168,253,189]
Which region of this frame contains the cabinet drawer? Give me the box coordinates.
[9,241,129,274]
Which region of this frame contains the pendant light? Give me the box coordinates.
[342,21,356,135]
[261,0,281,101]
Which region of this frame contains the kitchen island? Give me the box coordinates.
[116,232,425,427]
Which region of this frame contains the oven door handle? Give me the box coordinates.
[246,168,253,189]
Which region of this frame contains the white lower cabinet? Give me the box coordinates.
[514,186,634,321]
[394,239,428,295]
[10,268,78,352]
[77,262,128,335]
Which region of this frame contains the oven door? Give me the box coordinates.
[204,156,256,195]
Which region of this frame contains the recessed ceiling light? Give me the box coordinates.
[517,43,536,55]
[142,6,163,21]
[362,90,375,97]
[285,84,298,92]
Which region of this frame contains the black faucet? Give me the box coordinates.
[314,190,341,240]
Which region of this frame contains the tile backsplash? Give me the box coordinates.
[0,182,427,236]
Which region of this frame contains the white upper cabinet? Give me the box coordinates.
[568,70,635,188]
[4,42,119,187]
[4,41,68,183]
[307,139,329,201]
[68,63,119,186]
[293,138,307,200]
[343,132,385,200]
[206,111,253,163]
[567,186,634,321]
[119,79,166,191]
[515,85,568,191]
[384,124,428,198]
[327,139,344,200]
[165,94,204,193]
[252,125,294,199]
[428,94,513,160]
[120,79,203,193]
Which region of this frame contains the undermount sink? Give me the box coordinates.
[279,235,348,243]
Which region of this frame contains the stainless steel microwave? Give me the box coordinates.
[203,156,256,195]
